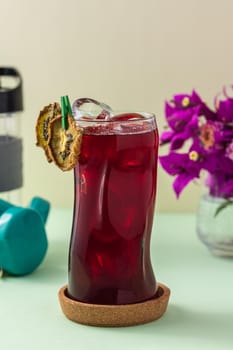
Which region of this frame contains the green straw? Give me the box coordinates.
[60,95,73,130]
[65,95,73,116]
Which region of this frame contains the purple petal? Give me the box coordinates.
[160,130,175,144]
[203,155,233,175]
[221,179,233,197]
[159,154,179,176]
[170,135,186,150]
[170,114,199,150]
[173,90,202,108]
[217,99,233,122]
[220,157,233,174]
[173,94,191,108]
[166,108,199,132]
[201,105,217,120]
[173,173,195,198]
[165,101,176,117]
[191,90,203,104]
[159,153,189,176]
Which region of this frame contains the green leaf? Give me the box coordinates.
[214,199,233,217]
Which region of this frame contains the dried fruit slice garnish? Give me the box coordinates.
[36,102,61,162]
[48,114,82,171]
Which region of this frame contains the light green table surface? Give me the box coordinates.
[1,209,232,350]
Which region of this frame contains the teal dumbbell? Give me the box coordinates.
[0,197,50,276]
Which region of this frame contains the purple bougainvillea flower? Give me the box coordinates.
[217,98,233,123]
[172,90,202,109]
[198,121,224,152]
[190,90,216,120]
[173,173,195,198]
[159,152,201,197]
[160,130,175,145]
[172,94,194,108]
[226,141,233,160]
[159,86,233,199]
[165,90,216,124]
[169,113,199,150]
[201,153,233,176]
[218,156,233,175]
[159,152,191,176]
[222,128,233,143]
[165,100,200,132]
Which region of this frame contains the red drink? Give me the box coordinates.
[68,113,159,305]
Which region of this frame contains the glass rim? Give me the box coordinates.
[74,111,156,124]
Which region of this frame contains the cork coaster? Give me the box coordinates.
[58,283,170,327]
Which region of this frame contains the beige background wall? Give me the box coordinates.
[1,0,233,211]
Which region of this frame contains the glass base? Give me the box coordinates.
[203,240,233,257]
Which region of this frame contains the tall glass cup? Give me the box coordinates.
[68,112,159,305]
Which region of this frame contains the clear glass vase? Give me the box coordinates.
[196,194,233,257]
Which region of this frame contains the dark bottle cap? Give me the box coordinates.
[0,67,23,113]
